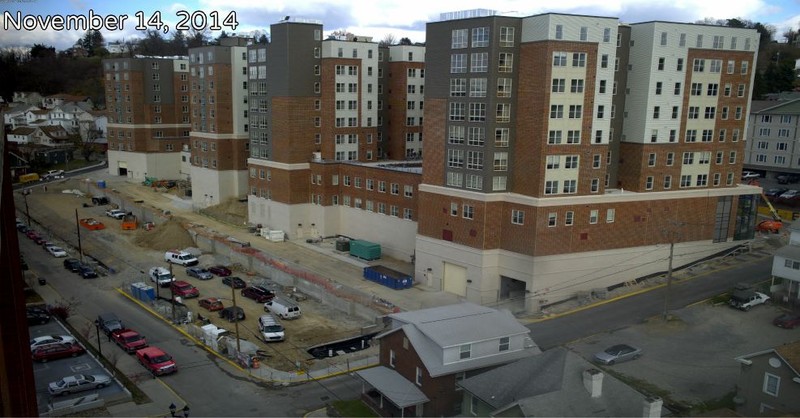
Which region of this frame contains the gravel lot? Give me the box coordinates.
[567,300,799,408]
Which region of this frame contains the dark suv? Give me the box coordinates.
[219,306,245,322]
[241,286,275,303]
[96,313,123,336]
[63,258,81,272]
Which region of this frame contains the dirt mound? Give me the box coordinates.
[200,198,248,226]
[134,217,195,251]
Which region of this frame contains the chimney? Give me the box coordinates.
[642,396,662,418]
[583,368,603,398]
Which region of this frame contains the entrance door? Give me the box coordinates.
[117,161,128,176]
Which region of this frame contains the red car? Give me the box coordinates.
[773,314,800,329]
[170,280,199,298]
[32,343,85,362]
[136,346,177,376]
[241,286,275,303]
[198,297,224,312]
[111,329,148,353]
[208,265,232,276]
[25,230,41,240]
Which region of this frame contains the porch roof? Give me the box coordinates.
[356,366,429,408]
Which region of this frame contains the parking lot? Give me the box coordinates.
[29,319,129,414]
[567,300,799,407]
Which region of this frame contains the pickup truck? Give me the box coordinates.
[111,328,148,353]
[149,267,174,287]
[729,291,770,311]
[105,209,127,219]
[135,346,177,376]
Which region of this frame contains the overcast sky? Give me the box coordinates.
[1,0,799,50]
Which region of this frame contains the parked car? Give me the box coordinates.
[136,346,177,376]
[198,297,224,312]
[30,335,76,349]
[779,189,799,200]
[48,374,111,396]
[47,246,68,258]
[729,290,770,311]
[164,250,198,266]
[96,313,124,336]
[741,171,760,180]
[170,280,199,298]
[149,266,175,287]
[593,344,642,365]
[772,313,800,329]
[222,276,246,289]
[111,329,148,353]
[777,174,800,184]
[105,209,127,219]
[25,230,40,240]
[208,265,232,277]
[32,343,85,362]
[63,258,82,272]
[241,286,275,303]
[764,188,788,198]
[219,306,245,322]
[258,314,285,342]
[77,264,98,279]
[41,170,65,181]
[26,306,51,325]
[186,267,213,280]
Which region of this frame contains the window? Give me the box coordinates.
[553,51,567,67]
[664,175,672,189]
[601,54,609,68]
[497,78,512,97]
[653,106,660,119]
[658,57,665,70]
[552,78,566,93]
[450,78,467,96]
[472,27,489,47]
[550,105,563,119]
[655,82,662,95]
[737,84,746,97]
[741,61,749,75]
[763,373,780,397]
[498,52,513,72]
[677,58,684,71]
[451,54,467,73]
[496,103,510,123]
[499,336,510,351]
[568,105,582,119]
[469,78,487,97]
[693,59,705,72]
[415,367,423,386]
[512,210,524,225]
[469,103,486,121]
[589,210,599,224]
[565,211,574,226]
[470,52,488,72]
[571,79,584,93]
[646,176,654,190]
[498,26,515,46]
[463,205,474,220]
[389,349,395,367]
[572,53,586,67]
[548,212,557,227]
[555,24,563,39]
[674,82,681,95]
[459,344,471,360]
[606,208,615,223]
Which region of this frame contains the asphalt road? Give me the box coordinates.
[20,233,363,416]
[528,252,774,350]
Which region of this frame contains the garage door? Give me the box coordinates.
[443,262,467,297]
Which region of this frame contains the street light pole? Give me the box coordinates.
[23,189,31,226]
[93,320,102,357]
[169,263,176,322]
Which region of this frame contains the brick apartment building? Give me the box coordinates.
[188,37,251,208]
[246,20,425,254]
[414,11,762,311]
[103,57,191,179]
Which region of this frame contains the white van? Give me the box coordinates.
[164,250,198,266]
[258,314,285,342]
[264,297,301,319]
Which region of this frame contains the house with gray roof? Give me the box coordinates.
[458,347,666,417]
[771,219,800,304]
[356,302,540,417]
[734,340,800,416]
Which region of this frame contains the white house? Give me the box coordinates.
[771,219,800,304]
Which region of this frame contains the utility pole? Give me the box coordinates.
[75,208,83,263]
[23,189,31,226]
[662,241,675,320]
[231,284,241,354]
[662,219,684,320]
[169,263,176,322]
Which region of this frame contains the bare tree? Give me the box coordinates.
[380,33,397,46]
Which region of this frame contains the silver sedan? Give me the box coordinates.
[48,374,111,396]
[593,344,642,365]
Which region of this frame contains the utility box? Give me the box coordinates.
[349,240,381,261]
[335,238,350,252]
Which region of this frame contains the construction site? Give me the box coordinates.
[15,172,462,378]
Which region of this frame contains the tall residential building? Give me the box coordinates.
[415,11,760,311]
[247,20,425,254]
[188,37,251,208]
[103,57,190,179]
[744,99,800,177]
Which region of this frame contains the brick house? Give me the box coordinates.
[356,302,539,416]
[734,340,800,416]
